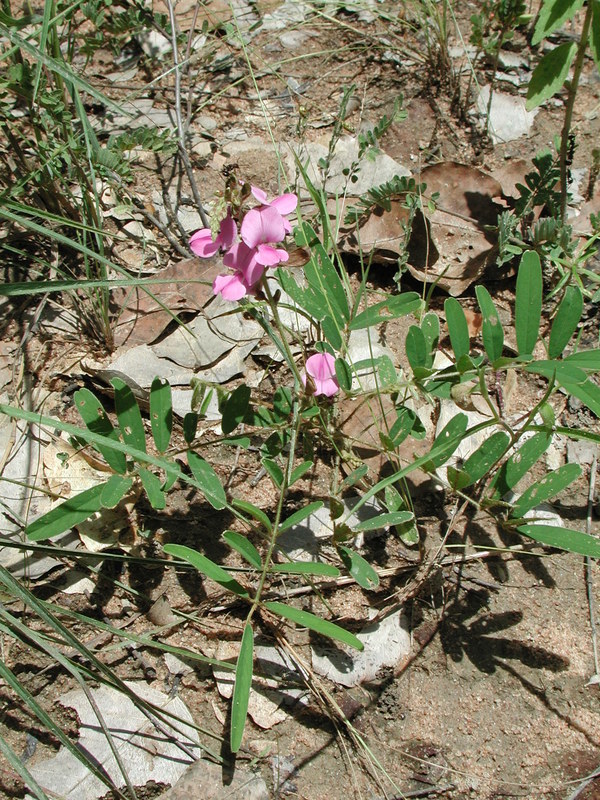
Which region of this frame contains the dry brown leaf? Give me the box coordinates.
[112,258,221,348]
[407,162,503,296]
[334,163,503,295]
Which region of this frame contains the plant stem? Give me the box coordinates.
[559,1,594,222]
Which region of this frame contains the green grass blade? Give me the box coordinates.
[163,544,249,598]
[26,482,107,541]
[278,502,324,533]
[511,463,582,518]
[517,523,600,558]
[0,734,50,800]
[111,378,147,453]
[548,285,583,358]
[150,378,172,453]
[223,531,262,569]
[0,24,127,113]
[515,251,542,357]
[562,349,600,370]
[100,475,134,508]
[73,388,127,474]
[230,623,254,753]
[476,285,504,363]
[445,297,470,360]
[264,601,363,650]
[187,451,227,509]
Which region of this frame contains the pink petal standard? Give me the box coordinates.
[303,352,340,397]
[241,206,286,249]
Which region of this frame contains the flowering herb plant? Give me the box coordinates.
[8,172,600,758]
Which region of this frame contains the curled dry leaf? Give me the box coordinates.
[335,163,504,296]
[411,162,503,295]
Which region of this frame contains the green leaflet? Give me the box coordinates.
[111,378,146,454]
[230,623,254,753]
[518,524,600,558]
[445,297,470,361]
[100,475,133,509]
[548,285,583,358]
[526,42,577,110]
[150,377,172,454]
[187,451,227,510]
[349,293,422,330]
[278,502,324,533]
[338,545,380,589]
[449,431,510,490]
[73,388,127,474]
[476,286,504,363]
[223,531,262,569]
[511,463,582,518]
[489,432,552,499]
[26,483,107,541]
[221,385,251,435]
[163,544,249,598]
[353,511,414,531]
[515,251,542,357]
[138,468,166,510]
[263,601,363,651]
[532,0,585,44]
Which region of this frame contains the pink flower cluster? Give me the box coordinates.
[189,186,298,301]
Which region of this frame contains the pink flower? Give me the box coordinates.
[223,242,265,288]
[212,272,249,301]
[250,186,298,233]
[240,206,290,267]
[190,213,237,258]
[303,353,339,397]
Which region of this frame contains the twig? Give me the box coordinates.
[164,0,209,229]
[564,764,600,800]
[585,455,599,678]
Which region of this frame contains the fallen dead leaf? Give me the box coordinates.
[112,258,221,348]
[409,162,503,295]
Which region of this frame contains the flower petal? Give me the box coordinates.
[241,207,286,248]
[216,214,237,249]
[213,273,248,301]
[250,186,269,204]
[255,244,288,266]
[224,243,265,287]
[271,193,298,215]
[189,229,219,258]
[305,352,339,397]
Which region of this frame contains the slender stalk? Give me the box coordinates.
[164,0,209,229]
[559,1,594,222]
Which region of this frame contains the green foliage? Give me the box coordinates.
[344,176,427,225]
